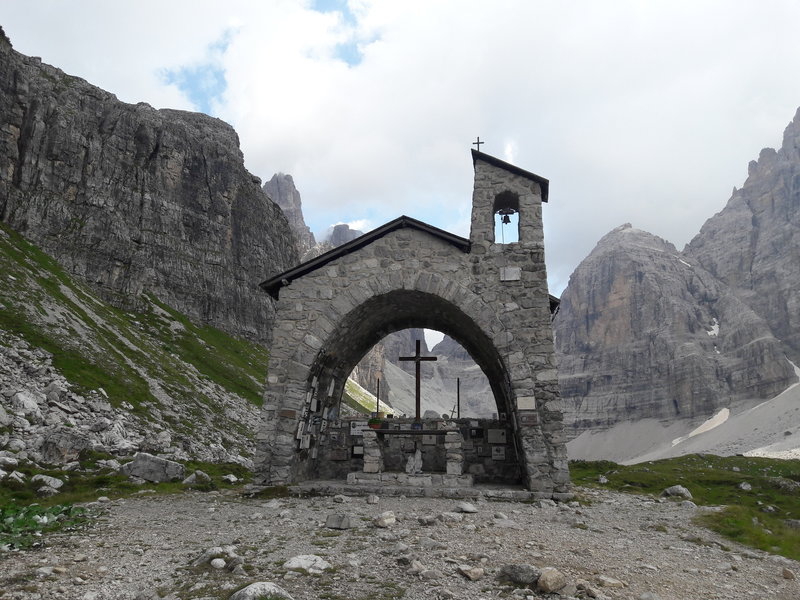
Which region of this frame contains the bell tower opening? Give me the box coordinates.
[493,190,520,244]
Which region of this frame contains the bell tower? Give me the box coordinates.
[469,149,549,248]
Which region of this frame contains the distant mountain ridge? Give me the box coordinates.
[554,224,795,434]
[555,109,800,439]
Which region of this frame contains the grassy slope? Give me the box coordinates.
[571,454,800,561]
[0,222,268,437]
[341,378,396,416]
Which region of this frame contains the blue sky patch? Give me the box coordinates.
[311,0,363,66]
[161,29,234,115]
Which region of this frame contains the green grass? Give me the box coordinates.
[0,451,253,510]
[570,454,800,560]
[146,296,269,406]
[341,378,395,416]
[0,222,270,441]
[0,503,88,551]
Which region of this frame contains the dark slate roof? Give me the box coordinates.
[472,149,549,202]
[260,215,471,299]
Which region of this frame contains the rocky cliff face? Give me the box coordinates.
[554,224,796,433]
[685,108,800,364]
[0,29,297,343]
[262,173,316,257]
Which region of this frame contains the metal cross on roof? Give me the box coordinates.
[399,339,437,420]
[472,137,484,152]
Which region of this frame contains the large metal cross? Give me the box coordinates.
[472,136,484,152]
[399,339,438,420]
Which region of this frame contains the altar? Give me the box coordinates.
[316,415,520,486]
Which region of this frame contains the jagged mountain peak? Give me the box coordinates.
[685,107,800,363]
[262,173,316,258]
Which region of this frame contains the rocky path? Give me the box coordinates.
[0,487,797,600]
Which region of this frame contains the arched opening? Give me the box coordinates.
[493,190,520,244]
[294,290,524,484]
[311,290,513,417]
[345,328,496,420]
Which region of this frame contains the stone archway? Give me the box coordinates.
[255,150,571,499]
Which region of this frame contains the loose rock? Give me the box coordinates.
[661,485,693,499]
[229,582,294,600]
[374,511,396,528]
[537,567,567,593]
[283,554,331,574]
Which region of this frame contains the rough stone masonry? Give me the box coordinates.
[255,150,570,499]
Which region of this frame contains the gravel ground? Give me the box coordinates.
[0,486,798,600]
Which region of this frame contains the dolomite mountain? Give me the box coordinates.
[555,109,800,438]
[554,224,796,433]
[685,108,800,365]
[262,173,316,257]
[0,28,297,344]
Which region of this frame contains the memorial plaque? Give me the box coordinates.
[517,396,536,410]
[500,266,521,281]
[422,434,438,446]
[491,446,506,460]
[350,420,368,435]
[476,445,491,457]
[329,448,349,461]
[462,439,474,450]
[352,445,364,456]
[487,429,507,444]
[470,428,484,439]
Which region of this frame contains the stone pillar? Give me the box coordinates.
[361,430,383,474]
[444,431,463,475]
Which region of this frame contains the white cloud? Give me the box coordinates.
[3,0,800,297]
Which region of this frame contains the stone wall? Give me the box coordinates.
[256,152,569,499]
[304,417,521,484]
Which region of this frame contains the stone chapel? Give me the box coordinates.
[255,150,571,499]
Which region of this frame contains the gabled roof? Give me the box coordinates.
[260,215,471,299]
[472,149,549,202]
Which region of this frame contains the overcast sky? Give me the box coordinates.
[3,1,800,296]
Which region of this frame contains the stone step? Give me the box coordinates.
[346,471,474,487]
[289,480,540,500]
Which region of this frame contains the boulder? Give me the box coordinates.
[182,470,211,485]
[661,485,693,499]
[120,452,185,483]
[11,391,43,423]
[537,567,567,593]
[283,554,331,574]
[31,474,64,489]
[374,511,396,528]
[40,428,90,464]
[457,565,484,581]
[229,582,294,600]
[497,564,541,586]
[456,501,478,513]
[325,514,355,530]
